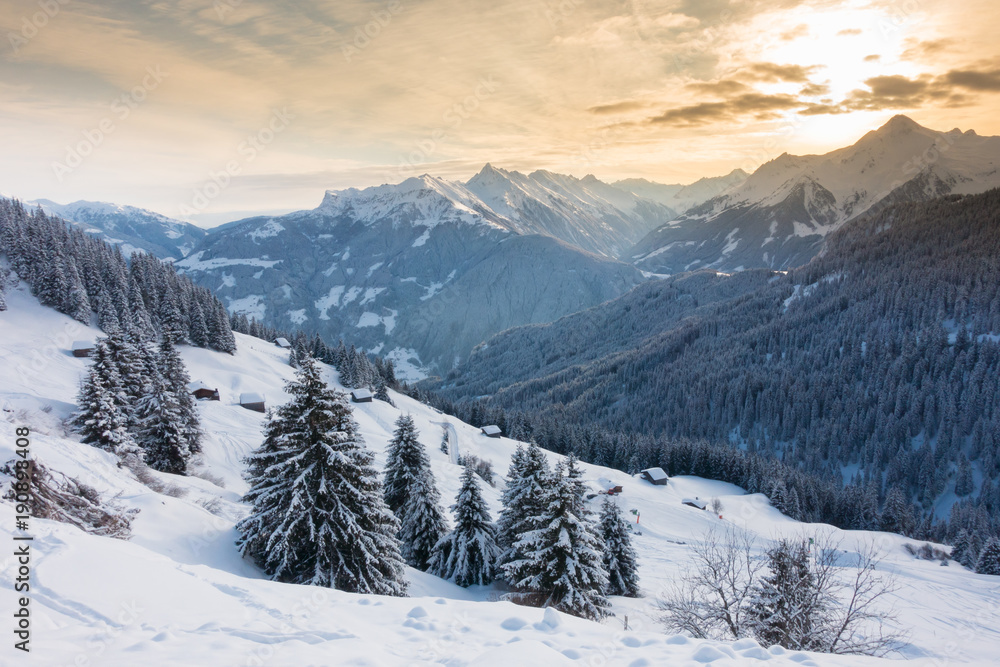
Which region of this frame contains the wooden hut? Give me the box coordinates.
[71,340,95,358]
[239,392,266,413]
[350,388,373,403]
[640,467,668,486]
[682,498,708,510]
[187,381,220,401]
[481,425,502,438]
[274,337,291,348]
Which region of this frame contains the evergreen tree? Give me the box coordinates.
[503,461,610,620]
[236,356,407,595]
[0,269,6,312]
[950,530,975,569]
[374,375,394,406]
[157,334,202,454]
[497,442,550,566]
[955,455,974,497]
[397,461,449,571]
[383,415,427,514]
[976,538,1000,575]
[73,340,138,457]
[749,539,825,651]
[879,487,913,535]
[599,497,640,597]
[430,464,501,586]
[135,363,190,474]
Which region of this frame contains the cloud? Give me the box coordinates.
[864,54,881,62]
[587,100,648,114]
[685,80,749,96]
[901,38,955,61]
[649,93,801,126]
[780,24,808,41]
[837,28,862,36]
[944,68,1000,91]
[739,62,821,83]
[799,82,830,96]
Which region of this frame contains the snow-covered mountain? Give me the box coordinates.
[464,164,676,257]
[612,168,749,216]
[180,174,644,376]
[2,282,999,665]
[32,199,207,260]
[630,116,1000,274]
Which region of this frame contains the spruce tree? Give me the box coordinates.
[236,356,407,594]
[157,334,202,454]
[430,464,500,586]
[397,462,449,571]
[950,530,975,568]
[503,461,610,620]
[383,415,425,514]
[879,487,913,535]
[497,442,550,566]
[135,363,190,474]
[749,539,824,651]
[976,538,1000,575]
[73,340,138,457]
[599,497,640,597]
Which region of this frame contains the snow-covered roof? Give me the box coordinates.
[596,477,621,490]
[239,392,264,404]
[682,498,707,510]
[351,389,373,399]
[641,467,668,481]
[481,425,501,435]
[71,340,94,350]
[274,337,291,347]
[187,381,213,392]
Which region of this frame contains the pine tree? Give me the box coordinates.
[955,455,974,497]
[135,363,190,474]
[503,461,610,620]
[950,530,975,569]
[879,487,913,535]
[73,340,138,457]
[497,442,550,566]
[976,538,1000,575]
[599,497,640,597]
[430,464,500,586]
[397,462,449,571]
[749,539,825,651]
[0,269,6,312]
[157,334,202,454]
[236,356,407,594]
[383,415,425,514]
[374,375,394,406]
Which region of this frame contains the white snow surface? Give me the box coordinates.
[1,286,999,665]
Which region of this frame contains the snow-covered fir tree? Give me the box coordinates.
[497,442,550,567]
[503,460,610,620]
[73,339,138,457]
[878,487,913,535]
[236,356,407,595]
[950,530,977,569]
[599,497,640,597]
[748,539,824,651]
[373,375,394,406]
[157,333,202,454]
[134,358,190,474]
[430,463,500,587]
[0,268,7,311]
[382,414,426,514]
[397,461,448,571]
[976,538,1000,575]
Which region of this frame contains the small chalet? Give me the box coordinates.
[640,467,669,486]
[481,425,502,438]
[71,340,95,358]
[274,337,291,349]
[350,388,373,403]
[682,497,708,510]
[597,477,624,495]
[239,392,266,413]
[187,381,220,401]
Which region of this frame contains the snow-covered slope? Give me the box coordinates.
[2,283,999,665]
[180,175,644,376]
[32,199,208,260]
[630,116,1000,274]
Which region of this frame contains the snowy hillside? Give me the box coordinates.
[2,284,999,664]
[32,199,208,260]
[630,116,1000,274]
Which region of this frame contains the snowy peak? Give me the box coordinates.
[611,169,749,214]
[32,199,207,260]
[630,117,1000,274]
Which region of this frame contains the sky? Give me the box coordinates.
[0,0,998,226]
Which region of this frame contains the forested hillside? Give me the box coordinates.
[0,198,236,353]
[430,190,1000,541]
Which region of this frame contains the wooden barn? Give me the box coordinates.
[597,477,624,495]
[71,340,95,358]
[350,388,373,403]
[640,467,668,486]
[239,392,266,413]
[187,381,220,401]
[274,337,291,349]
[682,497,707,510]
[481,425,502,438]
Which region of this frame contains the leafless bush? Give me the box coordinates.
[711,497,724,514]
[123,454,188,498]
[904,542,948,562]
